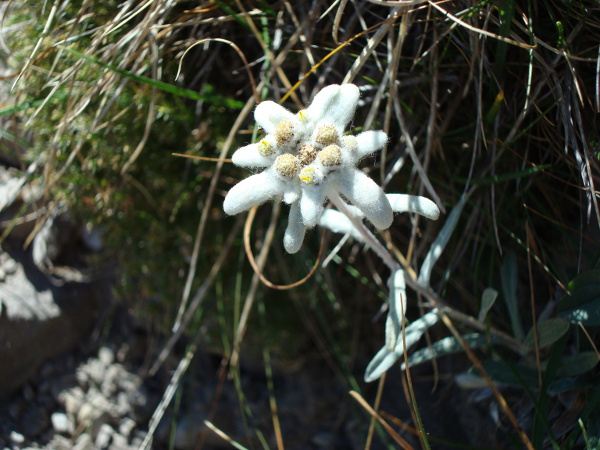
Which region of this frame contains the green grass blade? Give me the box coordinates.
[59,46,244,108]
[493,0,516,82]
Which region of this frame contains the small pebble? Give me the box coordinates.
[72,433,92,450]
[51,412,73,435]
[95,424,113,449]
[77,403,95,428]
[9,431,24,444]
[98,347,114,366]
[109,433,128,450]
[86,359,106,386]
[118,418,136,439]
[61,387,84,418]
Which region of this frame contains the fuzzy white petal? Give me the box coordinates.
[330,84,360,128]
[223,171,286,215]
[283,190,299,204]
[333,170,393,230]
[305,85,341,124]
[300,185,328,227]
[284,202,306,254]
[231,143,273,168]
[308,85,360,129]
[387,194,440,220]
[317,209,364,242]
[355,130,388,161]
[254,101,295,134]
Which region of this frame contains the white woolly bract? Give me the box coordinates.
[355,130,388,161]
[334,170,393,230]
[223,83,437,253]
[387,194,440,220]
[284,202,306,254]
[317,209,364,242]
[223,170,287,215]
[231,143,273,168]
[254,100,295,134]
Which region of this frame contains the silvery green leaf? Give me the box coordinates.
[385,314,397,351]
[478,288,498,322]
[364,345,402,383]
[364,309,440,382]
[455,373,489,390]
[400,333,490,370]
[418,194,467,287]
[398,309,440,351]
[385,269,407,350]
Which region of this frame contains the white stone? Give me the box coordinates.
[98,347,114,366]
[118,417,136,439]
[109,433,128,450]
[9,431,25,444]
[51,412,73,435]
[95,424,114,449]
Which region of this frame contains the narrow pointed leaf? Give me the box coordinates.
[385,269,406,350]
[365,309,440,382]
[364,346,402,383]
[418,194,467,286]
[401,333,490,369]
[478,288,498,322]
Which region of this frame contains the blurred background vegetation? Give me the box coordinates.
[2,0,599,448]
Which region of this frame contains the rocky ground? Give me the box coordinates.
[0,340,159,450]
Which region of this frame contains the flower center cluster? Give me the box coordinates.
[271,112,351,185]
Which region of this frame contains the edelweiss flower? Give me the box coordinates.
[224,84,392,253]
